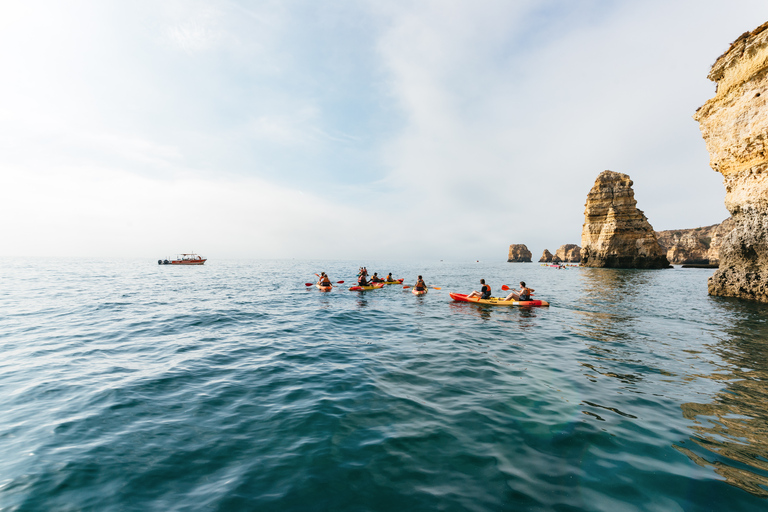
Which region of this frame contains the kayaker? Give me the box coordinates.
[371,272,383,283]
[386,272,394,282]
[318,273,332,286]
[467,279,491,299]
[358,272,370,287]
[414,275,427,292]
[505,281,534,301]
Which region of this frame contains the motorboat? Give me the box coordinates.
[158,253,206,265]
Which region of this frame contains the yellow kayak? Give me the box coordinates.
[450,293,549,306]
[349,283,385,291]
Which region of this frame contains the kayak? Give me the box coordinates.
[412,288,427,295]
[316,284,333,292]
[381,279,404,285]
[348,283,385,291]
[449,292,549,307]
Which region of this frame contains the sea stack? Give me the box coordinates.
[539,249,554,263]
[507,244,532,262]
[556,244,581,263]
[581,171,669,268]
[694,21,768,301]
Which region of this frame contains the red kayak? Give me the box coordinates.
[449,292,549,307]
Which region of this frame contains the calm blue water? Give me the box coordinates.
[1,258,768,511]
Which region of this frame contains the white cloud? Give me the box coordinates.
[1,1,767,260]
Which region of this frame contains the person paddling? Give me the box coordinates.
[386,272,394,282]
[317,272,332,287]
[505,281,534,301]
[358,272,371,287]
[370,272,383,283]
[467,279,491,299]
[414,275,427,292]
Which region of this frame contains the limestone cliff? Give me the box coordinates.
[694,21,768,301]
[555,244,581,263]
[655,218,734,265]
[507,244,532,262]
[539,249,554,263]
[581,171,669,268]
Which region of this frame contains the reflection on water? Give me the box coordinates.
[676,298,768,497]
[446,301,540,327]
[571,268,658,345]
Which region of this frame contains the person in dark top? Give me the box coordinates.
[371,272,383,283]
[467,279,491,299]
[415,275,427,291]
[317,272,332,286]
[358,272,370,286]
[386,273,394,282]
[505,281,534,301]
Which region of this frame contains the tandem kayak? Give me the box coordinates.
[449,292,549,306]
[348,283,385,291]
[412,288,427,295]
[316,284,333,292]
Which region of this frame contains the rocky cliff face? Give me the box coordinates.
[539,249,554,263]
[555,244,581,263]
[581,171,669,268]
[655,218,734,265]
[694,21,768,301]
[507,244,532,262]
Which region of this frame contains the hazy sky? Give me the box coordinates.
[2,1,767,261]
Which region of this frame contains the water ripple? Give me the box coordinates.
[1,259,768,510]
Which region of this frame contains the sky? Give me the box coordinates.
[1,0,767,261]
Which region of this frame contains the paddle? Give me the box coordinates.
[402,285,441,290]
[501,285,534,295]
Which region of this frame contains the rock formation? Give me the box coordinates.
[655,218,734,265]
[555,244,581,263]
[507,244,532,262]
[539,249,554,262]
[581,171,670,268]
[694,21,768,301]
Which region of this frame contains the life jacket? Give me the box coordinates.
[482,284,491,295]
[321,277,331,285]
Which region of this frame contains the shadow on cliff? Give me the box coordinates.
[674,297,768,497]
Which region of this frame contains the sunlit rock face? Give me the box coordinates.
[539,249,554,263]
[556,244,581,263]
[694,21,768,301]
[507,244,532,262]
[580,170,669,268]
[656,218,734,265]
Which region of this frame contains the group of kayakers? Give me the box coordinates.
[317,269,533,301]
[467,279,534,301]
[355,267,398,287]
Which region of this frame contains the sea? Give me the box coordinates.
[1,258,767,511]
